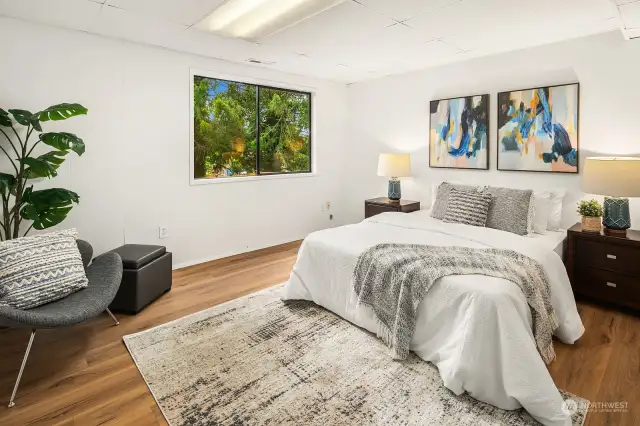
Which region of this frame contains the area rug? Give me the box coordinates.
[124,285,588,426]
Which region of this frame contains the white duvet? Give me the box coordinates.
[282,211,584,426]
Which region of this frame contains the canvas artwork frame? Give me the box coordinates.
[497,83,579,173]
[429,94,490,170]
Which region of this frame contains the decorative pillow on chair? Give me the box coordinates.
[0,229,88,309]
[442,189,492,227]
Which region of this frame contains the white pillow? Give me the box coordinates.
[547,189,566,231]
[532,191,552,234]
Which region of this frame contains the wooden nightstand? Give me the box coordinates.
[566,223,640,310]
[364,198,420,219]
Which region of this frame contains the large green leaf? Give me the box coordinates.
[30,115,42,131]
[0,108,11,127]
[18,185,33,199]
[0,172,15,194]
[23,155,59,178]
[38,103,87,122]
[39,132,85,155]
[6,109,41,131]
[8,109,33,126]
[20,188,79,230]
[39,150,69,166]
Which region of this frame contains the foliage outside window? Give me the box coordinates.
[193,75,312,180]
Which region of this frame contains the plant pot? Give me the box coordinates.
[581,216,602,233]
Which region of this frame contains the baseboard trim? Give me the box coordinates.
[172,239,302,271]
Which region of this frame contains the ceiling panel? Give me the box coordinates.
[433,0,616,50]
[259,1,395,50]
[0,0,628,82]
[406,0,616,41]
[106,0,226,26]
[90,5,189,47]
[178,27,269,63]
[356,0,461,22]
[627,28,640,38]
[0,0,102,31]
[403,0,496,41]
[444,16,619,58]
[308,24,456,69]
[620,1,640,28]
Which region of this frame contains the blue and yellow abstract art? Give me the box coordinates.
[498,83,579,173]
[429,94,489,169]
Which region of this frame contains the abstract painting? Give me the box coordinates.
[429,94,489,170]
[497,83,579,173]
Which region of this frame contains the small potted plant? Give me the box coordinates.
[577,199,604,232]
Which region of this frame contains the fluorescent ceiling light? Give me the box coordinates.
[198,0,346,42]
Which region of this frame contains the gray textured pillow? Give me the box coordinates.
[442,189,492,227]
[431,182,485,220]
[0,229,88,309]
[485,187,534,236]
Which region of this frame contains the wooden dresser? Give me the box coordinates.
[364,198,420,219]
[566,223,640,310]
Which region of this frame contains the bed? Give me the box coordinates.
[281,210,584,426]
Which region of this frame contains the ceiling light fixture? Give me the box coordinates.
[198,0,345,42]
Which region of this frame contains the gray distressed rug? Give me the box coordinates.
[124,285,588,426]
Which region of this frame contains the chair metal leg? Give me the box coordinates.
[8,330,36,408]
[105,308,119,326]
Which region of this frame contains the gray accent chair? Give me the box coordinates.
[0,240,123,408]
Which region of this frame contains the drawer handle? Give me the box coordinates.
[606,282,617,288]
[606,254,617,260]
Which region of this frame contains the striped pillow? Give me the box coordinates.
[442,189,492,227]
[0,229,88,309]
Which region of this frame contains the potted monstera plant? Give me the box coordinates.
[0,104,87,240]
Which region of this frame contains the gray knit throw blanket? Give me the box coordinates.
[353,244,559,364]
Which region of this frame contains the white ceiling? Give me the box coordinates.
[613,0,640,38]
[0,0,634,83]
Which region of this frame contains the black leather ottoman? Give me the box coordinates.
[108,244,172,314]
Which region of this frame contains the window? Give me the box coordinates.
[192,74,312,180]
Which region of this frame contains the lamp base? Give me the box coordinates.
[604,227,627,237]
[603,197,631,232]
[388,178,401,201]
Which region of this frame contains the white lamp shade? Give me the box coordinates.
[377,153,411,177]
[582,157,640,197]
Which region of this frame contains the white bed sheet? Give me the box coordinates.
[282,210,584,426]
[528,230,567,258]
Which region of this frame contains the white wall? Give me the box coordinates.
[345,31,640,229]
[0,18,349,268]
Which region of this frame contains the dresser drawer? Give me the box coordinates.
[575,238,640,275]
[365,203,398,218]
[576,267,640,309]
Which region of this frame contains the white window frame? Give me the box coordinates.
[189,68,317,185]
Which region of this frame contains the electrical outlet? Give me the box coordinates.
[159,226,169,239]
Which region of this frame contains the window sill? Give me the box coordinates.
[190,172,317,186]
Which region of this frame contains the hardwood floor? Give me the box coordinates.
[0,240,638,426]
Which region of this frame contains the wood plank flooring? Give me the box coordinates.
[0,240,638,425]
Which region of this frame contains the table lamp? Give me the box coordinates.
[377,153,411,201]
[582,157,640,235]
